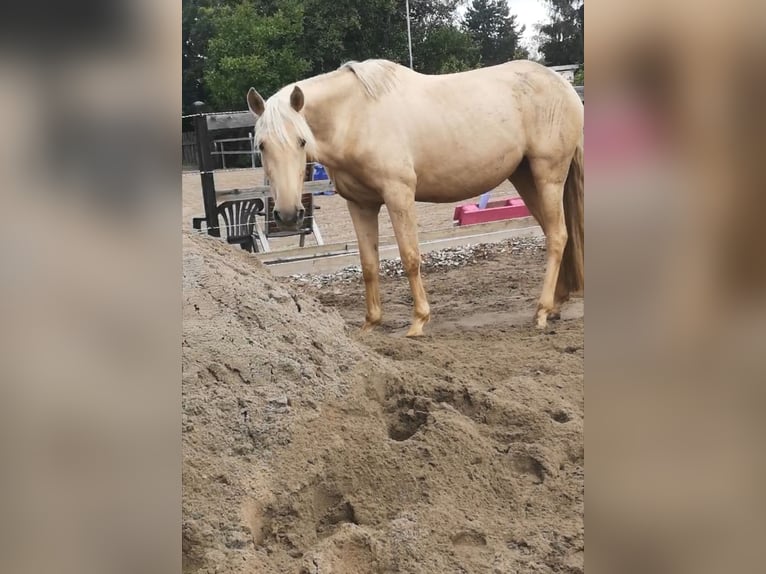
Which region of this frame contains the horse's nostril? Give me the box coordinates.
[273,210,282,223]
[297,209,305,220]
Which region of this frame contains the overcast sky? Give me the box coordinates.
[507,0,549,41]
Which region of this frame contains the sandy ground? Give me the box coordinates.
[182,229,584,573]
[183,168,519,249]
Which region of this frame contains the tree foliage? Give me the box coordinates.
[463,0,527,66]
[182,0,582,113]
[182,0,222,112]
[418,24,480,73]
[203,1,309,110]
[574,66,583,86]
[537,0,583,66]
[300,0,407,75]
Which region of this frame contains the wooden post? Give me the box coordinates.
[194,110,220,237]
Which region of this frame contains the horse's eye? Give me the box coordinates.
[258,142,265,151]
[299,138,306,148]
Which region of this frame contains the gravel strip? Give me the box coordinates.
[285,236,545,287]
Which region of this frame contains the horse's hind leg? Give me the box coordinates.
[510,157,570,328]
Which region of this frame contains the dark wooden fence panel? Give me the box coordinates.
[182,131,198,168]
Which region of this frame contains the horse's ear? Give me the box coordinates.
[247,88,265,117]
[290,86,304,112]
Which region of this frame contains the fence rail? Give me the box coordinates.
[182,129,261,169]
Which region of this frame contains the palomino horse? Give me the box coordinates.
[247,59,584,336]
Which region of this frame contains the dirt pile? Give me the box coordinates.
[182,232,375,572]
[183,231,584,574]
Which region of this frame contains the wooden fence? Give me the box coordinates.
[182,128,259,171]
[182,131,198,168]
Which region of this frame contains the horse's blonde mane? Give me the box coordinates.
[341,59,400,99]
[254,96,317,156]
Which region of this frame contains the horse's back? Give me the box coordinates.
[398,60,582,141]
[335,59,582,202]
[420,60,575,93]
[397,62,581,199]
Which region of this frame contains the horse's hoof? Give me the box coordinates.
[405,313,430,337]
[405,322,427,337]
[361,321,379,333]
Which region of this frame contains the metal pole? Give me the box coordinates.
[405,0,413,69]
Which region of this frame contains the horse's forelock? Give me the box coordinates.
[255,99,317,156]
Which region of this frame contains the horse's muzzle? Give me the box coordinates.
[273,208,305,230]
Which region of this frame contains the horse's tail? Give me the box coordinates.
[560,137,584,294]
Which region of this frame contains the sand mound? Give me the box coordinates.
[182,232,375,572]
[183,231,583,574]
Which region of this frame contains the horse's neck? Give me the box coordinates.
[301,71,362,166]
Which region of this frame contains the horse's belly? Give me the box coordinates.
[415,185,499,203]
[414,154,522,203]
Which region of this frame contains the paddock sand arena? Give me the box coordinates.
[182,221,584,572]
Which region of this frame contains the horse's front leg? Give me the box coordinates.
[346,200,383,331]
[383,187,430,337]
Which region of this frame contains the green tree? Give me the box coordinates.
[183,0,229,113]
[537,0,583,66]
[203,0,309,110]
[463,0,527,66]
[300,0,407,75]
[403,1,480,73]
[417,25,480,73]
[182,0,533,113]
[574,66,583,85]
[299,0,479,75]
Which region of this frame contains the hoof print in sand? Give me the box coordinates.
[314,486,358,538]
[386,397,430,441]
[451,529,488,548]
[299,524,381,574]
[508,444,559,484]
[549,408,571,423]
